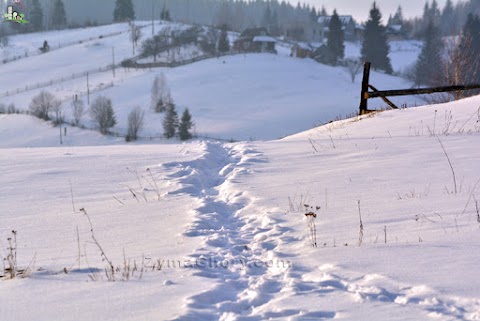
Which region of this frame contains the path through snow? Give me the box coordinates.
[161,141,480,321]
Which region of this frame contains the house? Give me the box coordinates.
[317,15,357,41]
[312,44,336,65]
[234,27,277,53]
[291,43,314,58]
[386,24,407,40]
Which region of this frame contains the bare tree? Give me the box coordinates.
[199,28,219,54]
[151,73,170,112]
[51,100,64,125]
[29,91,60,121]
[443,34,480,99]
[90,96,117,135]
[141,34,167,62]
[345,58,363,83]
[129,22,143,55]
[126,106,145,141]
[72,98,85,126]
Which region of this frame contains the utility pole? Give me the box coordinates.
[87,72,90,105]
[152,0,155,36]
[59,112,63,145]
[112,47,116,78]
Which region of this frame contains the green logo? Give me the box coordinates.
[4,5,28,24]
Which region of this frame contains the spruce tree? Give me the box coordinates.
[51,0,67,29]
[113,0,135,22]
[30,0,44,32]
[179,108,193,141]
[270,10,280,36]
[440,0,455,36]
[415,20,444,86]
[160,2,171,21]
[309,7,317,23]
[218,25,230,53]
[327,10,345,65]
[262,5,272,30]
[320,6,327,16]
[163,103,179,139]
[391,6,404,25]
[361,2,393,74]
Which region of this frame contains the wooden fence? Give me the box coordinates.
[359,62,480,114]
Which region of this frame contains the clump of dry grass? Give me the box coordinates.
[304,204,320,248]
[1,230,36,280]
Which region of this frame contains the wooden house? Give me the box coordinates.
[291,43,314,58]
[234,27,277,53]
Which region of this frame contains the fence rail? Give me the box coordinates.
[1,45,241,100]
[1,30,128,66]
[359,62,480,114]
[127,51,240,69]
[0,64,118,99]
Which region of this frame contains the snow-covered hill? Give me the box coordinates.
[1,22,424,141]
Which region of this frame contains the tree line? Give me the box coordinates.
[25,72,194,142]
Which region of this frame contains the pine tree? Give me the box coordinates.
[440,0,455,36]
[415,20,444,86]
[361,2,393,74]
[262,5,272,30]
[160,2,171,21]
[113,0,135,22]
[320,6,327,16]
[163,102,179,139]
[430,0,441,21]
[218,25,230,53]
[51,0,67,29]
[423,2,431,22]
[327,10,345,65]
[179,108,193,141]
[391,6,404,25]
[309,7,317,23]
[30,0,44,31]
[270,10,280,36]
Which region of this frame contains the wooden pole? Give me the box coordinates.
[152,0,155,36]
[359,62,371,115]
[87,72,90,105]
[112,47,116,78]
[368,85,399,109]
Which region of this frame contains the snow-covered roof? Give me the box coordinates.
[253,36,276,43]
[318,15,353,25]
[295,42,312,50]
[389,24,403,32]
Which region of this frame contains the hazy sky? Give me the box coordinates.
[289,0,462,22]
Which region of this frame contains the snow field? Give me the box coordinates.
[1,22,425,142]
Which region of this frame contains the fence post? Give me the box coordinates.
[359,62,371,115]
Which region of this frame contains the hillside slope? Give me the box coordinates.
[1,23,424,141]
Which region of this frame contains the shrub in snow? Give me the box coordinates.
[151,73,171,113]
[126,106,145,141]
[71,98,85,126]
[90,96,117,135]
[29,91,61,121]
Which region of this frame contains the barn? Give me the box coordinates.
[234,27,277,53]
